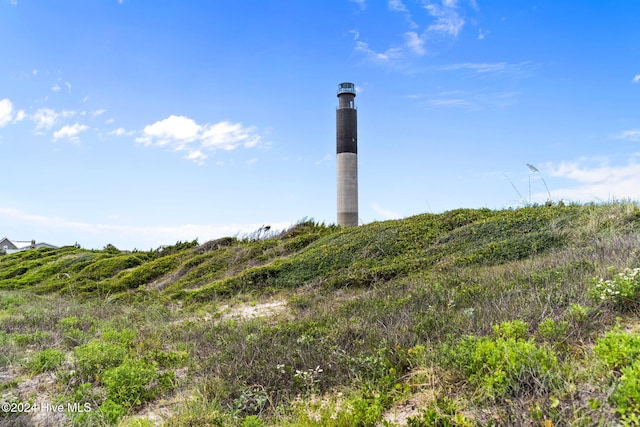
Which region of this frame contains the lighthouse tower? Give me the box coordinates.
[336,82,358,226]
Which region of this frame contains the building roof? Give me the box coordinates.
[0,238,58,251]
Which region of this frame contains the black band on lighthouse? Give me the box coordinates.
[336,109,357,154]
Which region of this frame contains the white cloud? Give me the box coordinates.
[419,89,520,109]
[136,115,262,164]
[0,98,13,127]
[615,130,640,142]
[404,31,426,55]
[8,0,17,5]
[355,40,402,63]
[546,158,640,202]
[53,123,88,143]
[315,154,332,165]
[14,110,26,123]
[137,115,201,146]
[443,62,508,73]
[355,0,475,65]
[32,109,58,129]
[108,127,134,137]
[440,61,536,80]
[201,120,260,150]
[31,108,76,130]
[633,74,640,83]
[372,203,402,220]
[424,1,465,37]
[51,84,61,92]
[389,0,408,12]
[186,150,207,165]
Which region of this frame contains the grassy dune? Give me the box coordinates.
[1,202,640,426]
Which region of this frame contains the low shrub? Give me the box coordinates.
[594,329,640,370]
[26,348,65,374]
[613,359,640,424]
[102,358,169,408]
[449,321,560,399]
[74,340,128,379]
[591,267,640,308]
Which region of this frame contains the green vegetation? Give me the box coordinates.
[0,202,640,425]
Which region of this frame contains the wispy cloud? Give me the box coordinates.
[315,154,332,165]
[388,0,408,13]
[424,1,465,37]
[440,61,536,78]
[354,40,403,63]
[136,114,262,165]
[31,108,76,130]
[413,89,520,109]
[53,123,88,143]
[614,130,640,142]
[354,0,477,65]
[108,127,135,137]
[442,62,508,73]
[372,203,402,220]
[545,157,640,202]
[404,31,426,55]
[633,74,640,83]
[0,99,14,127]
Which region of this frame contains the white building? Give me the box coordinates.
[0,237,57,255]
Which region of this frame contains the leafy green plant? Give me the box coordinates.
[537,318,569,342]
[74,398,126,426]
[73,340,128,379]
[594,329,640,370]
[102,358,172,408]
[449,321,560,399]
[26,348,65,374]
[568,303,589,323]
[613,359,640,425]
[591,267,640,308]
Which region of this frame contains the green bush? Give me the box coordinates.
[594,329,640,370]
[613,359,640,424]
[537,318,569,342]
[74,398,126,426]
[568,303,590,323]
[76,254,144,281]
[102,358,169,408]
[27,348,65,374]
[591,267,640,308]
[450,321,560,399]
[74,340,128,379]
[492,319,528,340]
[12,331,52,347]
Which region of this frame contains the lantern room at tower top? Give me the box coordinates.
[337,82,356,110]
[337,82,356,95]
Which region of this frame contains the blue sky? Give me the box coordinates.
[1,0,639,250]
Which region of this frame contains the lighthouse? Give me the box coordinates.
[336,82,358,226]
